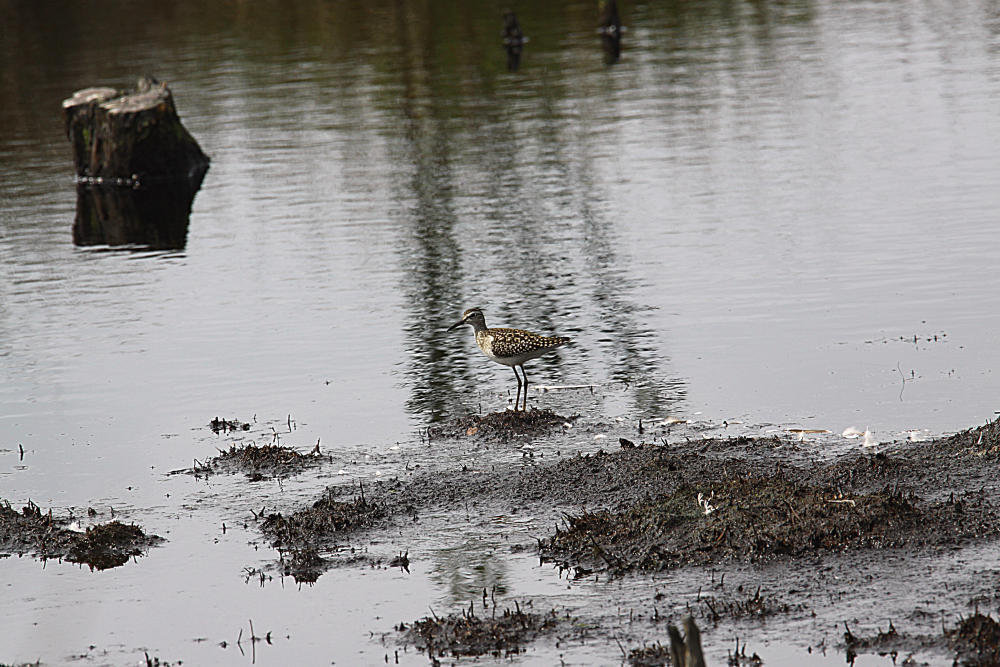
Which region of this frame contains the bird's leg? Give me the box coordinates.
[512,366,523,412]
[521,365,529,411]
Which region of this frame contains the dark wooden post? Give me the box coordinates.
[599,0,623,64]
[502,11,526,72]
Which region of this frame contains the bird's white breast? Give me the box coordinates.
[477,333,513,366]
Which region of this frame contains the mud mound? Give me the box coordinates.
[261,489,386,543]
[402,601,561,659]
[810,421,1000,502]
[945,418,1000,458]
[949,613,1000,666]
[184,443,331,480]
[0,500,162,570]
[428,409,573,443]
[255,422,1000,585]
[260,486,387,581]
[539,475,998,574]
[370,443,747,515]
[67,521,158,570]
[846,614,1000,666]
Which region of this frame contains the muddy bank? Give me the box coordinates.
[0,500,162,570]
[258,418,1000,579]
[254,416,1000,662]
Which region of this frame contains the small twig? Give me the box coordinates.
[896,362,909,401]
[612,633,626,658]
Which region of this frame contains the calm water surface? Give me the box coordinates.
[1,0,999,664]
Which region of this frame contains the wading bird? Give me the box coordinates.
[447,307,570,411]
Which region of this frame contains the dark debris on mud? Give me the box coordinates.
[627,642,673,667]
[844,613,1000,666]
[209,416,251,433]
[427,408,574,443]
[948,612,1000,667]
[0,500,162,570]
[946,417,1000,458]
[695,585,802,623]
[401,600,563,660]
[183,443,331,480]
[259,484,387,582]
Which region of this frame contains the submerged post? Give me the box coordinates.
[502,11,526,71]
[599,0,623,64]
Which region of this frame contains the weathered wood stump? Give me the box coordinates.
[62,76,209,185]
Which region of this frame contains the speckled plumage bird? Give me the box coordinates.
[447,307,570,411]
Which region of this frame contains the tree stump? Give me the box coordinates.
[62,76,209,185]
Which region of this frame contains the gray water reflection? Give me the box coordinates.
[431,540,509,604]
[397,108,470,419]
[380,1,683,418]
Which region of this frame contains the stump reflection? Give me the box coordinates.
[73,171,205,251]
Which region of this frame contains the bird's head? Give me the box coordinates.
[447,307,486,332]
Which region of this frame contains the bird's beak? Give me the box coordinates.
[447,318,466,332]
